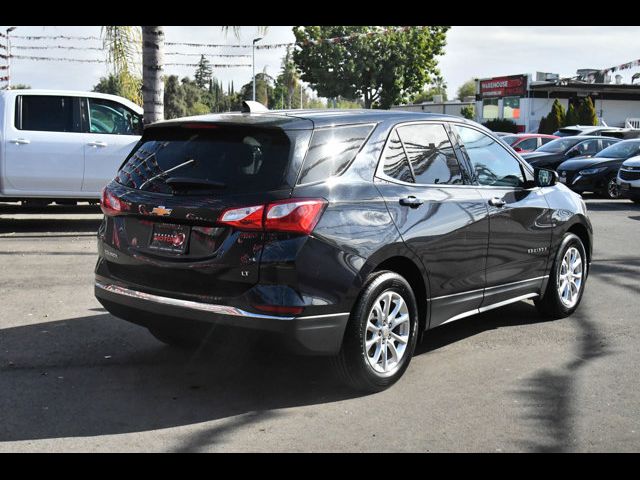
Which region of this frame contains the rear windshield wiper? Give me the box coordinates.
[165,177,227,190]
[139,158,196,189]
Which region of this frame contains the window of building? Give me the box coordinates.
[503,96,521,120]
[482,98,499,119]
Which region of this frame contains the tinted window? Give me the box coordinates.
[381,130,414,183]
[396,124,462,185]
[297,124,373,184]
[17,95,76,132]
[540,137,555,145]
[501,135,519,146]
[515,138,538,151]
[537,137,584,153]
[594,140,640,159]
[88,98,142,135]
[454,125,525,188]
[117,126,294,195]
[572,139,599,156]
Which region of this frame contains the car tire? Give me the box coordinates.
[632,198,640,205]
[535,233,588,319]
[332,270,419,393]
[604,175,621,199]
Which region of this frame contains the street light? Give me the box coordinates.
[252,37,263,102]
[5,26,16,90]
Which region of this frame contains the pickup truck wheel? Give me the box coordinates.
[604,176,621,199]
[535,233,587,319]
[332,270,419,393]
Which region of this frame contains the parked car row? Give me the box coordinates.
[490,125,640,201]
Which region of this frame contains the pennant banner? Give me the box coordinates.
[0,65,7,70]
[12,34,102,41]
[165,52,251,58]
[600,58,640,75]
[13,44,105,51]
[0,76,8,82]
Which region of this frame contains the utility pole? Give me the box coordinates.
[252,37,263,102]
[5,27,16,89]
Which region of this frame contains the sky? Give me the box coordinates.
[2,26,640,101]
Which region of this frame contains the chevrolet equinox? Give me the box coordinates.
[95,107,593,392]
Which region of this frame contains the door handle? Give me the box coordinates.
[87,141,108,147]
[399,196,424,208]
[488,197,506,207]
[10,138,31,145]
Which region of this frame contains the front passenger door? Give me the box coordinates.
[452,125,553,308]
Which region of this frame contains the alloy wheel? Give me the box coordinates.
[557,246,583,308]
[365,290,410,374]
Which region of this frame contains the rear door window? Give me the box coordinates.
[296,124,374,185]
[116,125,297,195]
[16,95,79,132]
[396,123,463,185]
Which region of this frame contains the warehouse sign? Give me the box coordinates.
[480,75,528,97]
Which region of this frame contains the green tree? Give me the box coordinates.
[194,55,213,89]
[456,79,476,101]
[240,71,275,107]
[482,118,518,133]
[578,97,598,126]
[566,102,579,126]
[292,26,449,109]
[412,76,448,103]
[163,75,187,119]
[101,26,143,107]
[460,104,474,120]
[538,115,549,134]
[545,99,566,133]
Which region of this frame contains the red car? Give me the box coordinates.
[501,134,559,153]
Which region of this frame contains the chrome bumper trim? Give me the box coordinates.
[95,282,347,321]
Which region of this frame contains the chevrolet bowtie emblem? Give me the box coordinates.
[151,206,172,216]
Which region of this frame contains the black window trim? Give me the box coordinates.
[374,120,473,188]
[294,122,378,187]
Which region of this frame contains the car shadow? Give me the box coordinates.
[0,301,559,447]
[582,199,638,212]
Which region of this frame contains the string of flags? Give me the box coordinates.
[8,54,250,68]
[600,58,640,75]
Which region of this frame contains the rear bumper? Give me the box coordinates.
[95,280,349,355]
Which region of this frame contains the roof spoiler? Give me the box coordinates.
[241,100,269,113]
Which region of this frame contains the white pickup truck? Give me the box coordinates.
[0,89,143,206]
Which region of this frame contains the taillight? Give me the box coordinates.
[216,198,327,235]
[265,199,327,235]
[100,187,128,216]
[218,205,265,230]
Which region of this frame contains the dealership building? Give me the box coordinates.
[475,71,640,132]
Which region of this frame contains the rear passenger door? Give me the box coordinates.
[451,124,552,308]
[80,97,143,194]
[4,95,84,193]
[374,122,490,327]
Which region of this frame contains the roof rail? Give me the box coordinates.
[241,100,269,113]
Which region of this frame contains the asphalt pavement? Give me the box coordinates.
[0,198,638,452]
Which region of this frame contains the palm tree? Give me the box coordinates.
[103,26,268,124]
[103,25,164,124]
[141,26,164,124]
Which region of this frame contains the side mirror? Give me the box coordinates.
[535,168,558,187]
[513,146,523,152]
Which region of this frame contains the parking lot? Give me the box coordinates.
[0,198,639,452]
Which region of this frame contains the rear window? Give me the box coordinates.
[296,124,374,184]
[116,125,296,195]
